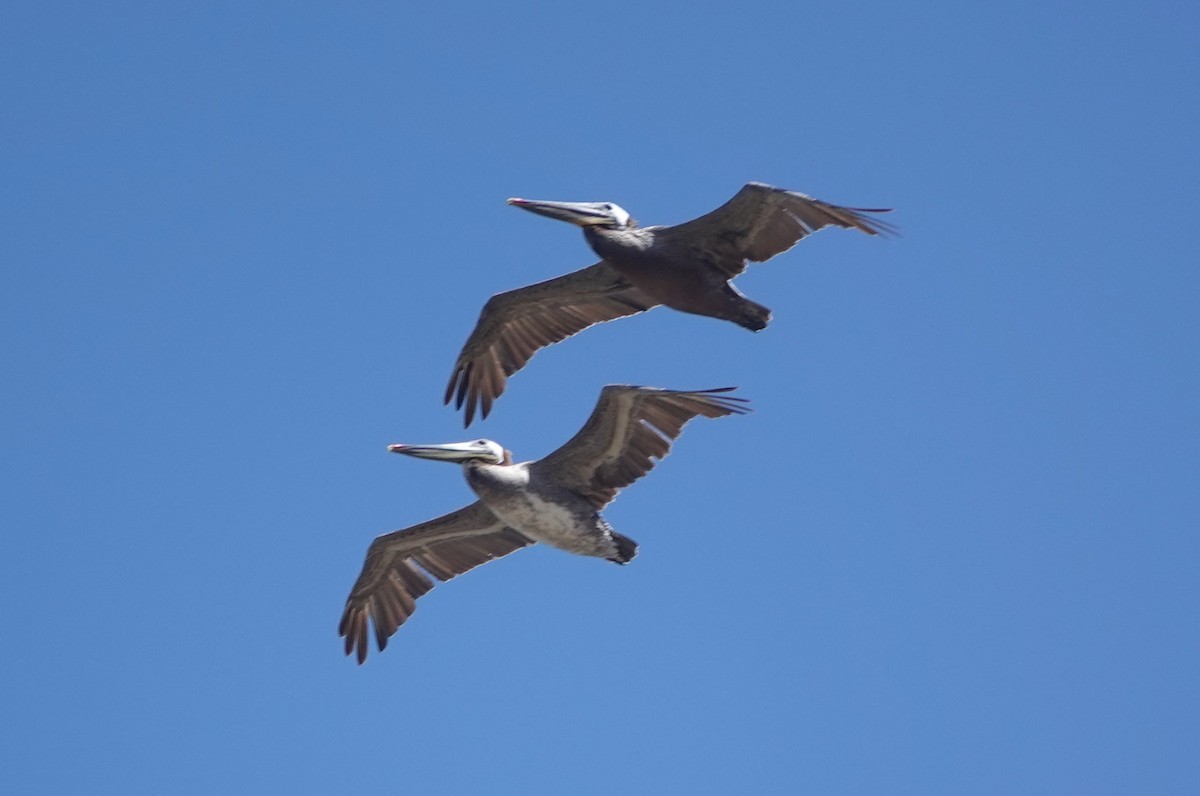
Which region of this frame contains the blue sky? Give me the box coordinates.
[3,2,1198,793]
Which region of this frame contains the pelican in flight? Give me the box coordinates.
[339,385,749,663]
[446,182,894,425]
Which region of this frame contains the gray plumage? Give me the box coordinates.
[446,182,894,425]
[339,385,749,663]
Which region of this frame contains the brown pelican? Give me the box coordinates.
[446,182,894,425]
[339,385,749,663]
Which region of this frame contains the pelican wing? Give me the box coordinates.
[339,502,533,663]
[660,182,895,278]
[532,385,750,510]
[445,262,658,426]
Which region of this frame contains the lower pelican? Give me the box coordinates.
[339,385,749,663]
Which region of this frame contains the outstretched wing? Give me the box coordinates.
[445,262,658,427]
[531,385,750,510]
[660,182,895,278]
[339,502,533,663]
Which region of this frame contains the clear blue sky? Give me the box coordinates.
[3,2,1198,793]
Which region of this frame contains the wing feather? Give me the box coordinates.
[445,262,658,426]
[661,182,896,278]
[531,386,750,509]
[338,502,533,663]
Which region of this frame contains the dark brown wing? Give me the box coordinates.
[338,502,533,664]
[659,182,896,278]
[445,262,658,427]
[530,385,750,510]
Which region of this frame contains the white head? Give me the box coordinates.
[507,197,633,230]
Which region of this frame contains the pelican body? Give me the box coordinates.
[397,439,635,562]
[340,385,749,663]
[447,182,894,425]
[512,197,774,331]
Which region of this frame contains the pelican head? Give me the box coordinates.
[507,197,632,230]
[388,439,507,465]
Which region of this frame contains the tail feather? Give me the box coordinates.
[608,532,638,564]
[735,299,771,331]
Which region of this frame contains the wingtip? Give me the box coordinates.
[847,207,900,237]
[341,618,368,665]
[693,386,752,415]
[464,390,479,428]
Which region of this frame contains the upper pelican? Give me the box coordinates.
[339,385,749,663]
[445,182,894,425]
